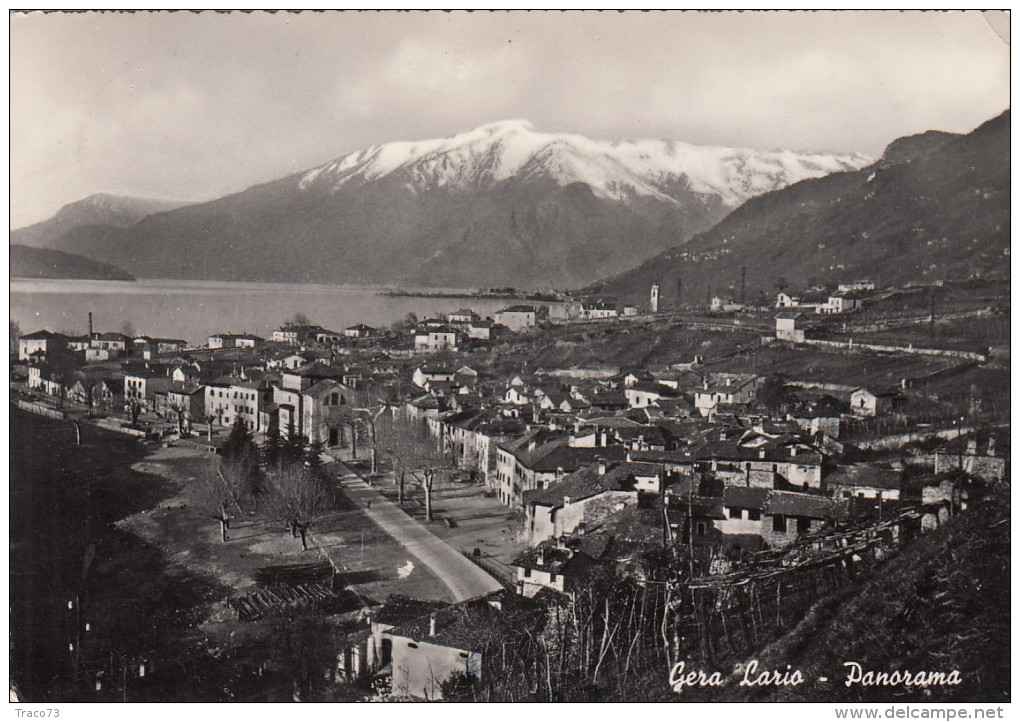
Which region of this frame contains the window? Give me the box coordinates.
[695,522,707,536]
[748,510,761,521]
[728,507,741,519]
[772,515,787,532]
[797,517,811,534]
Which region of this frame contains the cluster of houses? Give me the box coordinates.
[775,279,875,315]
[13,279,1005,701]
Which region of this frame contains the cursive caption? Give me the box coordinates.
[670,660,963,695]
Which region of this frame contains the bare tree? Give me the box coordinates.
[128,400,143,427]
[166,397,189,435]
[10,319,21,358]
[186,456,253,542]
[376,410,454,522]
[264,462,333,550]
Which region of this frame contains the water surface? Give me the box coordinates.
[10,277,539,345]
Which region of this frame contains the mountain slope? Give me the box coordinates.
[21,122,869,288]
[590,110,1010,306]
[10,244,135,281]
[11,193,188,249]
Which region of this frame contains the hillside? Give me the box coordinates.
[721,485,1010,703]
[589,110,1010,307]
[10,244,135,281]
[14,121,868,289]
[11,193,187,248]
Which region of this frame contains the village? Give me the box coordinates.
[10,275,1010,701]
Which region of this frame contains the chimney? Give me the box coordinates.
[88,312,93,338]
[600,430,608,447]
[596,457,607,475]
[966,437,977,455]
[790,446,797,457]
[987,435,996,456]
[626,449,632,463]
[759,448,766,459]
[536,550,545,567]
[556,466,564,480]
[429,613,437,638]
[726,377,733,387]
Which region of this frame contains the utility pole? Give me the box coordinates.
[706,284,711,308]
[676,277,683,311]
[740,266,747,304]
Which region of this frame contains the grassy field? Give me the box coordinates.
[843,313,1010,354]
[122,453,451,604]
[484,319,761,373]
[861,279,1010,318]
[703,344,961,390]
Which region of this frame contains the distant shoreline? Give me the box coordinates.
[381,289,565,302]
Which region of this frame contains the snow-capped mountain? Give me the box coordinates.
[19,121,872,288]
[592,110,1010,305]
[299,120,869,208]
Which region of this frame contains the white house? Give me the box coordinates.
[19,331,69,361]
[414,325,458,352]
[775,313,805,342]
[580,302,618,320]
[850,387,904,417]
[467,319,494,340]
[343,324,376,339]
[818,293,862,315]
[413,365,456,389]
[492,306,537,332]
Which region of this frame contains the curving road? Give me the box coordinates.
[330,463,503,603]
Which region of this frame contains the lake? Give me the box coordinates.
[10,278,545,346]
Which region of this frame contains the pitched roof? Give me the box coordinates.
[21,330,68,340]
[289,361,343,379]
[723,486,770,510]
[824,465,902,490]
[523,459,646,507]
[764,490,839,519]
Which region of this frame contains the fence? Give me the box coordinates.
[15,399,66,420]
[792,337,986,363]
[464,552,517,590]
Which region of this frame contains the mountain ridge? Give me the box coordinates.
[12,193,189,248]
[587,110,1010,306]
[12,121,871,289]
[10,244,135,281]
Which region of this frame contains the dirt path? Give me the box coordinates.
[328,462,503,602]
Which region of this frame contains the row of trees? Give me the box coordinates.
[374,409,456,522]
[187,420,334,550]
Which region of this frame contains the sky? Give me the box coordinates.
[9,10,1010,228]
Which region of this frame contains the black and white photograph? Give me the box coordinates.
[8,8,1011,711]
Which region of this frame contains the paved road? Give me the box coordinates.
[329,462,503,603]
